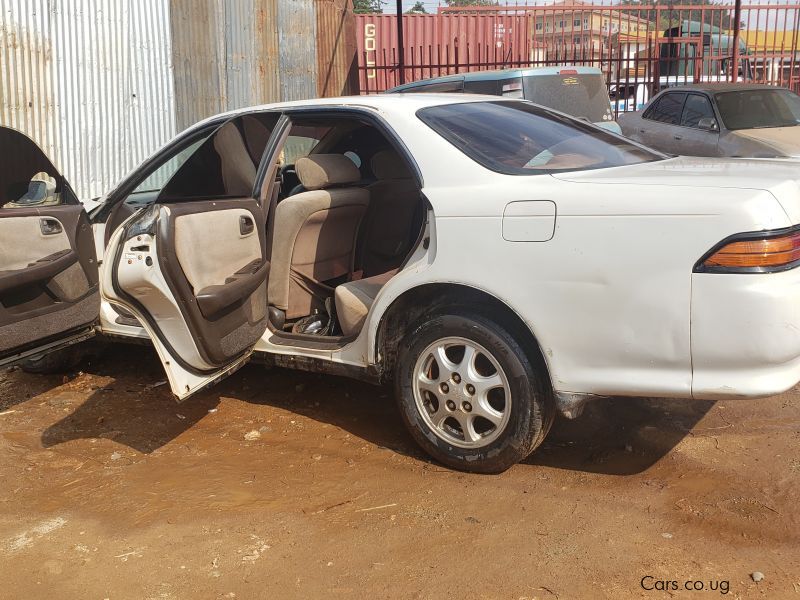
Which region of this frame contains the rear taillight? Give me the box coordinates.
[695,228,800,273]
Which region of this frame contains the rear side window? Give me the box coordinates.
[645,93,687,124]
[418,101,662,175]
[159,113,281,201]
[681,94,715,128]
[133,135,211,196]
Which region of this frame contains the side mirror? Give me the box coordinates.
[697,117,719,132]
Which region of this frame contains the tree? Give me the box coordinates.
[353,0,384,14]
[406,1,427,14]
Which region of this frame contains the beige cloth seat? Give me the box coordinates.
[268,154,369,320]
[357,150,421,277]
[335,269,397,336]
[213,121,257,196]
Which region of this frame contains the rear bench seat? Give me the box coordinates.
[335,269,397,336]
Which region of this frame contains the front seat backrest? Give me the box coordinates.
[213,122,257,196]
[358,150,421,277]
[268,154,369,320]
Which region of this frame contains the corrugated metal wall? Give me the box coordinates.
[1,0,357,199]
[316,0,358,97]
[0,0,176,200]
[278,0,317,101]
[169,0,283,132]
[169,0,226,132]
[169,0,356,128]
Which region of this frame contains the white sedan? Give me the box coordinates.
[2,94,800,473]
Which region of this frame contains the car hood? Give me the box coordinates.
[552,156,800,222]
[728,126,800,158]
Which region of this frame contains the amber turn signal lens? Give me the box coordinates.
[703,230,800,269]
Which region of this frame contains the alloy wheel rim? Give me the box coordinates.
[412,336,512,449]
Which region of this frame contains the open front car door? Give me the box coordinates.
[101,116,276,400]
[0,127,99,366]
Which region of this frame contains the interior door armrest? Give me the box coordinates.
[0,249,77,295]
[195,260,269,319]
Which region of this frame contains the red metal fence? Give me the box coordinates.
[356,4,800,113]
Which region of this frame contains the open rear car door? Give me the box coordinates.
[0,127,99,366]
[101,116,278,400]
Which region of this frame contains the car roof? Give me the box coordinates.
[386,66,603,92]
[192,93,504,127]
[659,83,792,94]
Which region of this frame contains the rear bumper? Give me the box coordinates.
[691,268,800,399]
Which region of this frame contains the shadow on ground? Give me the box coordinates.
[527,395,715,475]
[37,344,714,475]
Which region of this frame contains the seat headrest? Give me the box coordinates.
[371,150,412,180]
[296,154,361,190]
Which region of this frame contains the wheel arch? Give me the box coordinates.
[373,282,553,387]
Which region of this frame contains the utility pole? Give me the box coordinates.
[730,0,743,81]
[397,0,406,84]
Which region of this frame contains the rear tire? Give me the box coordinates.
[395,310,554,473]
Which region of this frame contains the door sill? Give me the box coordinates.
[253,350,382,384]
[0,327,96,368]
[266,323,358,350]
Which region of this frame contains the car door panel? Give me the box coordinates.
[103,201,268,398]
[100,114,280,400]
[0,127,99,364]
[673,129,720,156]
[637,92,688,154]
[157,201,268,366]
[674,93,721,156]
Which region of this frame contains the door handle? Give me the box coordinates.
[639,128,647,134]
[674,135,683,140]
[239,215,254,236]
[39,218,62,235]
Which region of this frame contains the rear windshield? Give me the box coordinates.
[523,74,614,123]
[715,89,800,130]
[418,101,662,175]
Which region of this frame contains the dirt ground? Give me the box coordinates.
[0,343,798,600]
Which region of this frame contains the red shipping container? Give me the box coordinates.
[356,13,534,92]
